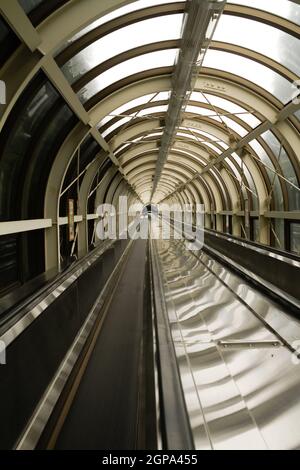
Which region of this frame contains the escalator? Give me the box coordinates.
[0,224,300,450]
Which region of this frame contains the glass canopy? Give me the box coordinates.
[1,0,300,263]
[228,0,300,25]
[77,49,178,103]
[203,49,293,104]
[62,14,183,84]
[214,15,300,75]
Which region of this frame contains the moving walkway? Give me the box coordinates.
[0,224,299,450]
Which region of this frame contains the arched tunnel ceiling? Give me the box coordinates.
[0,0,300,237]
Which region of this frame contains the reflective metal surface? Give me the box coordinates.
[155,238,300,449]
[205,229,300,268]
[16,240,134,450]
[0,239,115,348]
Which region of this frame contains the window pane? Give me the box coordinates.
[60,136,100,214]
[261,130,300,211]
[252,218,260,242]
[64,0,185,46]
[249,139,284,211]
[18,0,69,25]
[0,234,18,295]
[214,15,300,75]
[98,94,157,127]
[181,127,222,142]
[203,49,293,103]
[186,104,255,132]
[294,110,300,121]
[98,91,171,128]
[62,14,183,84]
[137,104,168,117]
[0,16,20,66]
[290,223,300,254]
[186,104,219,117]
[228,0,300,25]
[18,0,44,13]
[102,104,168,138]
[0,78,58,221]
[274,218,285,249]
[78,49,178,104]
[190,92,261,127]
[232,152,258,208]
[222,154,255,203]
[103,117,133,138]
[210,115,248,136]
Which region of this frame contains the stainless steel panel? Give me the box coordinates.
[155,238,300,450]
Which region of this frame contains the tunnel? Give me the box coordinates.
[0,0,300,455]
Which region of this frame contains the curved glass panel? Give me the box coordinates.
[228,0,300,25]
[210,115,248,137]
[186,104,217,117]
[137,104,168,117]
[290,223,300,254]
[203,49,293,103]
[130,131,163,143]
[63,0,185,47]
[294,110,300,121]
[274,218,285,249]
[98,93,157,127]
[18,0,69,26]
[201,142,222,154]
[190,92,261,127]
[62,14,183,84]
[98,91,170,128]
[78,49,178,103]
[214,15,300,75]
[261,130,300,211]
[0,16,20,66]
[233,113,261,128]
[0,79,58,221]
[219,154,256,205]
[103,117,133,138]
[103,104,168,138]
[180,127,221,143]
[18,0,44,13]
[222,155,248,201]
[192,91,244,112]
[231,152,258,208]
[115,143,130,155]
[103,108,167,139]
[249,139,284,211]
[176,131,199,143]
[171,148,206,165]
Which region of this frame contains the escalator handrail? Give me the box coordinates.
[0,239,116,347]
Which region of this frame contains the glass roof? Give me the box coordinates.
[62,14,183,84]
[2,0,300,247]
[64,0,185,46]
[228,0,300,25]
[18,0,45,13]
[97,93,164,128]
[203,49,293,103]
[214,15,300,75]
[78,49,178,103]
